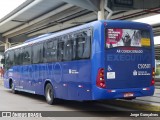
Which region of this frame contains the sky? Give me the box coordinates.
[0,0,27,19]
[0,0,159,45]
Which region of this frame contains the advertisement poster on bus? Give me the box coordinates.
[106,29,150,48]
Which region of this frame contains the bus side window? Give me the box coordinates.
[44,40,57,63]
[43,41,48,63]
[76,31,91,59]
[49,40,57,62]
[57,39,64,61]
[83,30,91,58]
[63,35,73,61]
[5,52,10,70]
[72,34,76,60]
[32,43,43,64]
[76,34,84,59]
[14,49,18,65]
[19,48,23,65]
[39,43,44,63]
[9,51,14,68]
[23,46,32,65]
[5,50,14,70]
[14,48,22,65]
[44,40,52,63]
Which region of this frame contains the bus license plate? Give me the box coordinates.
[124,93,134,97]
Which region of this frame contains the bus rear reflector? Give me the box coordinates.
[143,88,150,91]
[151,68,155,86]
[96,68,106,88]
[151,79,155,86]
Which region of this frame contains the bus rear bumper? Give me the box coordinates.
[92,86,155,100]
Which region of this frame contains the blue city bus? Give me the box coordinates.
[3,20,155,104]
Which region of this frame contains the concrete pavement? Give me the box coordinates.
[0,85,145,120]
[1,77,160,111]
[0,77,3,86]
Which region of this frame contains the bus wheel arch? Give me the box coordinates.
[9,78,17,94]
[44,81,58,105]
[9,79,13,89]
[44,81,51,95]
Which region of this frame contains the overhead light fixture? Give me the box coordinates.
[154,36,160,45]
[114,0,133,6]
[133,14,160,25]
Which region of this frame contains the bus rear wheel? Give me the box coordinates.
[45,83,57,105]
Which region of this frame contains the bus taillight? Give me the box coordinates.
[96,68,106,88]
[151,68,155,86]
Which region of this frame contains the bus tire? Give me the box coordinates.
[10,80,17,94]
[45,83,57,105]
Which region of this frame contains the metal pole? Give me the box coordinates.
[5,38,11,50]
[105,0,113,19]
[98,0,105,20]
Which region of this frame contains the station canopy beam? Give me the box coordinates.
[107,0,160,10]
[62,0,100,11]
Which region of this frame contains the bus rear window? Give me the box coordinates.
[106,29,151,48]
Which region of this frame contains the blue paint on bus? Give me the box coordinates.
[4,20,155,101]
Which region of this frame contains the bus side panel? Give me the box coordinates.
[66,60,92,100]
[22,65,28,90]
[12,66,20,89]
[91,22,105,100]
[51,60,92,100]
[30,64,43,95]
[39,64,47,95]
[12,64,46,95]
[4,70,10,89]
[4,68,15,89]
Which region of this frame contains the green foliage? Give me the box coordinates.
[155,68,160,76]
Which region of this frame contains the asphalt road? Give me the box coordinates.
[0,85,158,120]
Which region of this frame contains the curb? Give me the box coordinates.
[102,99,160,111]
